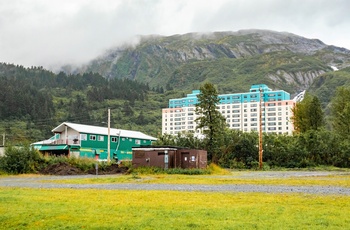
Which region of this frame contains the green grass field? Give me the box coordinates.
[1,172,350,229]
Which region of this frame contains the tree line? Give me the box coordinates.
[0,63,154,121]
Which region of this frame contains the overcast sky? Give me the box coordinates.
[1,0,349,69]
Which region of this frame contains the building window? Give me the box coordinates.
[80,134,87,141]
[90,135,96,141]
[111,137,117,142]
[98,136,104,141]
[135,140,141,145]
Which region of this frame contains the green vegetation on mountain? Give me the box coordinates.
[308,67,350,109]
[78,30,350,97]
[0,63,173,144]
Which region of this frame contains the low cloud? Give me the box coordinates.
[0,0,349,69]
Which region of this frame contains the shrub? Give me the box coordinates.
[228,159,246,169]
[0,145,42,174]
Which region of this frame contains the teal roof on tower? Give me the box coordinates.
[168,85,291,108]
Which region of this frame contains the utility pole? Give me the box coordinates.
[259,87,263,170]
[107,108,111,163]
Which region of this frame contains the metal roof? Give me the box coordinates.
[52,122,157,141]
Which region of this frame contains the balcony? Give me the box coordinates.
[52,139,81,145]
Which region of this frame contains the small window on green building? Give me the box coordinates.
[90,135,96,141]
[98,136,104,141]
[80,134,87,141]
[135,140,140,145]
[111,137,117,142]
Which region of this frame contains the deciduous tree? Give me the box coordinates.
[291,93,324,133]
[331,86,350,138]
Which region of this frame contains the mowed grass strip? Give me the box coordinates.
[0,187,349,229]
[46,173,350,187]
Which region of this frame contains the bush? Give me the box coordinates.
[228,159,246,169]
[0,145,42,174]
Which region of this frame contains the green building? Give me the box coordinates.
[33,122,157,161]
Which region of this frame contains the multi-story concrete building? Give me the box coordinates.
[162,84,295,136]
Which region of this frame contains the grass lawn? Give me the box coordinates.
[0,188,349,230]
[46,172,350,187]
[1,171,350,229]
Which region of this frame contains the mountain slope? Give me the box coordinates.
[73,29,350,96]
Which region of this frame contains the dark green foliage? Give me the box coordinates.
[154,132,204,149]
[330,86,350,139]
[292,93,324,133]
[0,62,163,143]
[308,69,350,109]
[157,129,350,169]
[195,83,226,162]
[0,145,42,174]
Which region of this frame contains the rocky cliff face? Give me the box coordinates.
[69,29,350,95]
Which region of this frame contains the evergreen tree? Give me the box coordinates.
[136,111,146,125]
[195,82,226,162]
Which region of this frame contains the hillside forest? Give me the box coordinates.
[0,63,175,144]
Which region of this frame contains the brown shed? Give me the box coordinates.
[132,146,207,169]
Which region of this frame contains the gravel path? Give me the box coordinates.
[1,171,350,195]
